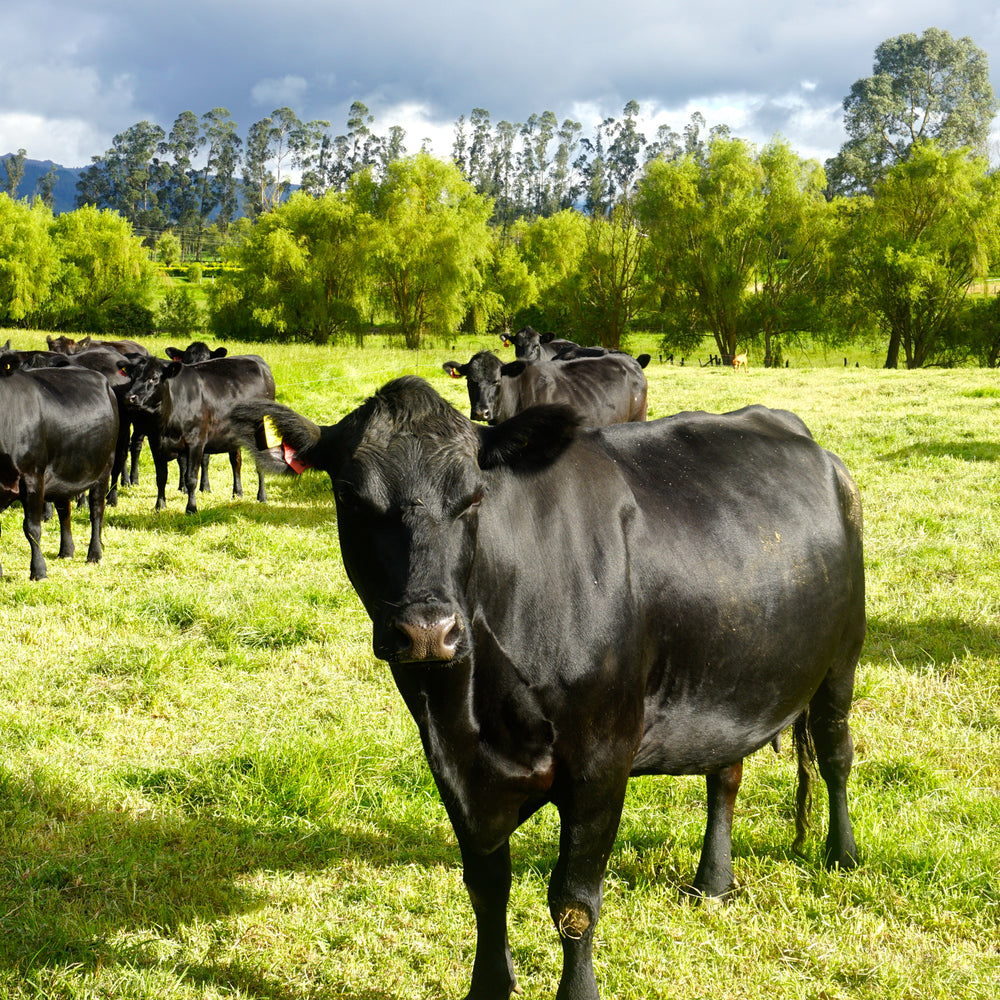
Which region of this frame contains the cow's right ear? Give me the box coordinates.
[165,347,182,360]
[211,347,228,359]
[477,404,580,472]
[500,360,527,378]
[442,361,467,379]
[163,361,184,379]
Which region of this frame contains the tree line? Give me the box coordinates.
[2,27,999,368]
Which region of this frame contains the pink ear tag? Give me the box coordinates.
[282,441,310,474]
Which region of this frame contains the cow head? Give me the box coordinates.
[165,342,228,364]
[122,356,170,413]
[442,352,527,424]
[234,377,578,666]
[504,325,546,361]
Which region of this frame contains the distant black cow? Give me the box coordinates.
[165,342,228,364]
[500,325,579,361]
[0,349,119,579]
[123,354,275,513]
[444,350,648,425]
[233,377,865,999]
[47,334,149,357]
[502,325,651,368]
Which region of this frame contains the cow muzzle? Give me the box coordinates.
[381,605,465,664]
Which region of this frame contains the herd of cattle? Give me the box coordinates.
[2,324,866,999]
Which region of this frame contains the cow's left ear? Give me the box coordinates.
[477,404,579,472]
[163,361,184,379]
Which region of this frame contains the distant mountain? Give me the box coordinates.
[1,155,85,214]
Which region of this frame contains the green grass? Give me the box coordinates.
[0,333,998,998]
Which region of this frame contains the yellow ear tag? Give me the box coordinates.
[263,414,282,449]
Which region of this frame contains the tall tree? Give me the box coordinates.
[349,153,493,348]
[0,194,56,324]
[836,142,1000,368]
[2,149,27,197]
[572,200,650,349]
[200,107,242,233]
[826,27,998,195]
[634,135,768,358]
[163,110,204,230]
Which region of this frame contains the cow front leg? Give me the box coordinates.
[549,776,629,1000]
[691,760,742,898]
[460,840,517,1000]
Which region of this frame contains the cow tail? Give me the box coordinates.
[792,710,815,857]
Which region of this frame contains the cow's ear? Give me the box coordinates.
[540,332,555,344]
[163,361,183,379]
[478,404,579,471]
[500,360,527,378]
[165,347,182,360]
[231,401,329,476]
[211,347,228,359]
[442,361,466,379]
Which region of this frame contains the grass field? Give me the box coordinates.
[0,332,998,999]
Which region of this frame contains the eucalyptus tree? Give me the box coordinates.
[200,107,242,232]
[163,110,204,229]
[826,27,998,195]
[77,121,169,227]
[2,148,26,197]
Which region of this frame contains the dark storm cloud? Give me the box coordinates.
[3,0,999,166]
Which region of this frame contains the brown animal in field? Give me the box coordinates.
[733,352,748,371]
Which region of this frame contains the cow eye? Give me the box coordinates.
[455,489,484,517]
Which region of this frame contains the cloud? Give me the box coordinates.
[250,75,310,111]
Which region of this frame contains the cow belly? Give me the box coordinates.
[631,705,792,775]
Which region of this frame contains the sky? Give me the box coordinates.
[3,0,1000,171]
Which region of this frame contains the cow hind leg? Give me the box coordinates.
[86,480,108,564]
[460,841,517,1000]
[22,490,48,580]
[55,500,75,559]
[229,449,243,497]
[690,761,743,899]
[797,680,859,871]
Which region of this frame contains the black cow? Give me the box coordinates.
[502,325,651,368]
[500,325,579,361]
[444,350,648,426]
[47,334,149,357]
[165,341,228,364]
[123,354,275,513]
[234,377,865,999]
[0,349,119,580]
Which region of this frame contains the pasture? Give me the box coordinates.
[0,333,998,999]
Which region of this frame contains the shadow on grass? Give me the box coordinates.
[865,613,1000,669]
[0,765,451,997]
[878,440,1000,463]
